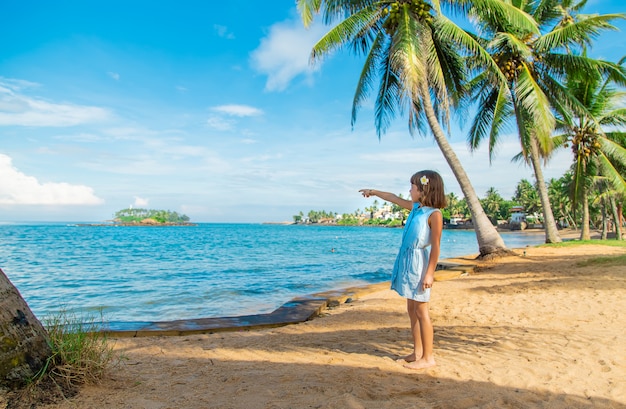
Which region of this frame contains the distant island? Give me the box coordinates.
[78,208,195,226]
[111,208,194,226]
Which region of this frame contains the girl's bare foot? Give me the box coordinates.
[395,353,418,363]
[403,358,436,370]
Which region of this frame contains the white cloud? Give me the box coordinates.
[0,77,40,93]
[214,24,235,39]
[211,104,263,117]
[107,71,120,80]
[207,104,263,131]
[250,19,327,91]
[207,115,235,131]
[133,196,149,207]
[0,154,104,205]
[0,79,110,126]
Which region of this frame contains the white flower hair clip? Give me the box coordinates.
[420,175,429,185]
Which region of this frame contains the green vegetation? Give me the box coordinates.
[294,177,578,227]
[296,172,624,240]
[542,240,626,249]
[114,208,190,224]
[298,0,626,251]
[577,254,626,267]
[33,310,118,389]
[540,240,626,266]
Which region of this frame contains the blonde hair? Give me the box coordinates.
[410,170,447,209]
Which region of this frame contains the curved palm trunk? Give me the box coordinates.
[1,268,51,388]
[420,84,508,257]
[528,137,562,243]
[580,188,591,240]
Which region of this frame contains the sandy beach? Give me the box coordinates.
[19,235,626,408]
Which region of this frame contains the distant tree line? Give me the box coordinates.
[295,172,623,234]
[114,208,190,224]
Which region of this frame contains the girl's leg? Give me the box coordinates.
[404,300,436,370]
[399,298,422,362]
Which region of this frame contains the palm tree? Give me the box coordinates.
[466,0,626,243]
[547,173,576,229]
[481,187,506,223]
[1,268,52,387]
[555,56,626,240]
[297,0,538,257]
[445,192,462,218]
[513,179,541,216]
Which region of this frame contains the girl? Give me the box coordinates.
[360,170,446,370]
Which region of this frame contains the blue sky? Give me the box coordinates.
[1,1,624,223]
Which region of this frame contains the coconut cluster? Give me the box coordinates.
[571,128,601,160]
[382,0,433,34]
[493,53,522,81]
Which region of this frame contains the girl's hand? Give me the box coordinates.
[422,275,434,291]
[359,189,374,198]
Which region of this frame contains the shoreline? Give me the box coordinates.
[100,260,476,337]
[93,227,588,336]
[33,238,626,409]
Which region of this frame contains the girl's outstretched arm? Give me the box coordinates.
[359,189,412,210]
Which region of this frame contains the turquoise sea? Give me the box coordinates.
[0,223,545,323]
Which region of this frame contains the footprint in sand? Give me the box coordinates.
[598,360,612,372]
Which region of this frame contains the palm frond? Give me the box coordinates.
[310,6,379,61]
[515,64,555,150]
[389,6,428,105]
[596,152,626,194]
[512,99,531,161]
[465,0,539,34]
[435,15,509,90]
[599,137,626,165]
[599,109,626,127]
[537,67,592,121]
[374,46,403,137]
[488,86,514,160]
[532,0,562,25]
[297,0,322,27]
[468,88,499,151]
[571,158,588,205]
[352,33,387,127]
[536,14,625,51]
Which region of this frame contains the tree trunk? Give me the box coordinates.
[528,137,562,243]
[420,83,508,257]
[0,268,51,388]
[609,196,622,240]
[580,188,591,240]
[601,198,608,240]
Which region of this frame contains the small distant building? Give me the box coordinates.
[509,206,526,224]
[504,206,528,230]
[449,215,466,225]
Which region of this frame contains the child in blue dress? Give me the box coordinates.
[360,170,446,370]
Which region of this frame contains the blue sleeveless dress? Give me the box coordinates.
[391,202,439,302]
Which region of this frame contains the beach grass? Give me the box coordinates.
[4,311,121,409]
[540,238,626,266]
[39,309,119,388]
[576,253,626,267]
[542,238,626,248]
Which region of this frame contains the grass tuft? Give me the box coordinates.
[541,239,626,248]
[5,310,121,409]
[38,309,119,388]
[540,238,626,267]
[577,254,626,267]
